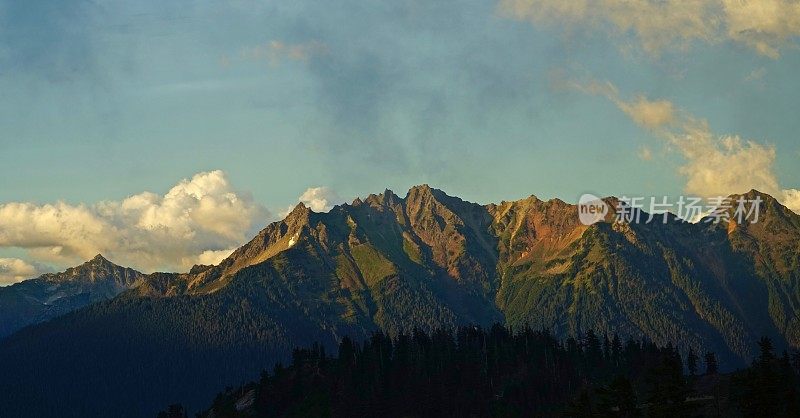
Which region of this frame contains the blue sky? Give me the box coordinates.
[1,0,799,280]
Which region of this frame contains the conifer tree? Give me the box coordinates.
[704,352,718,375]
[686,347,698,376]
[596,376,639,417]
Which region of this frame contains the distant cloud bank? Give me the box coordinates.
[0,258,54,285]
[0,170,269,277]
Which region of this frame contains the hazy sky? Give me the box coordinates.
[2,0,799,281]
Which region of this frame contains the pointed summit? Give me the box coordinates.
[275,202,313,237]
[291,201,309,214]
[0,253,145,339]
[78,254,116,270]
[34,253,142,286]
[284,202,312,223]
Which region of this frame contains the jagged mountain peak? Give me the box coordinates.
[405,183,448,201]
[739,188,776,199]
[0,254,147,339]
[363,188,402,208]
[719,189,781,206]
[404,184,482,215]
[84,253,114,268]
[91,253,107,262]
[716,189,800,278]
[732,189,796,218]
[405,184,470,209]
[698,189,799,229]
[279,202,317,232]
[41,254,134,283]
[407,183,433,193]
[184,200,320,292]
[286,201,311,217]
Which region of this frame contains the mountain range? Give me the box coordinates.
[0,185,798,417]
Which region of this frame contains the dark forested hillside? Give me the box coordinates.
[1,186,799,417]
[185,327,800,418]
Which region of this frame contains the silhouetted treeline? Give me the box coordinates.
[729,337,800,417]
[186,327,800,418]
[189,326,713,417]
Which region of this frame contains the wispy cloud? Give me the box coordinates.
[722,0,800,59]
[620,97,676,130]
[566,79,677,130]
[240,40,328,66]
[573,78,800,211]
[637,145,654,161]
[745,67,767,82]
[498,0,800,58]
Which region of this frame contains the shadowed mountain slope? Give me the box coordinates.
[0,254,144,339]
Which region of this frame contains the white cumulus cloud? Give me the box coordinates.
[670,123,782,198]
[0,170,269,274]
[782,189,800,213]
[280,186,342,217]
[298,186,341,212]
